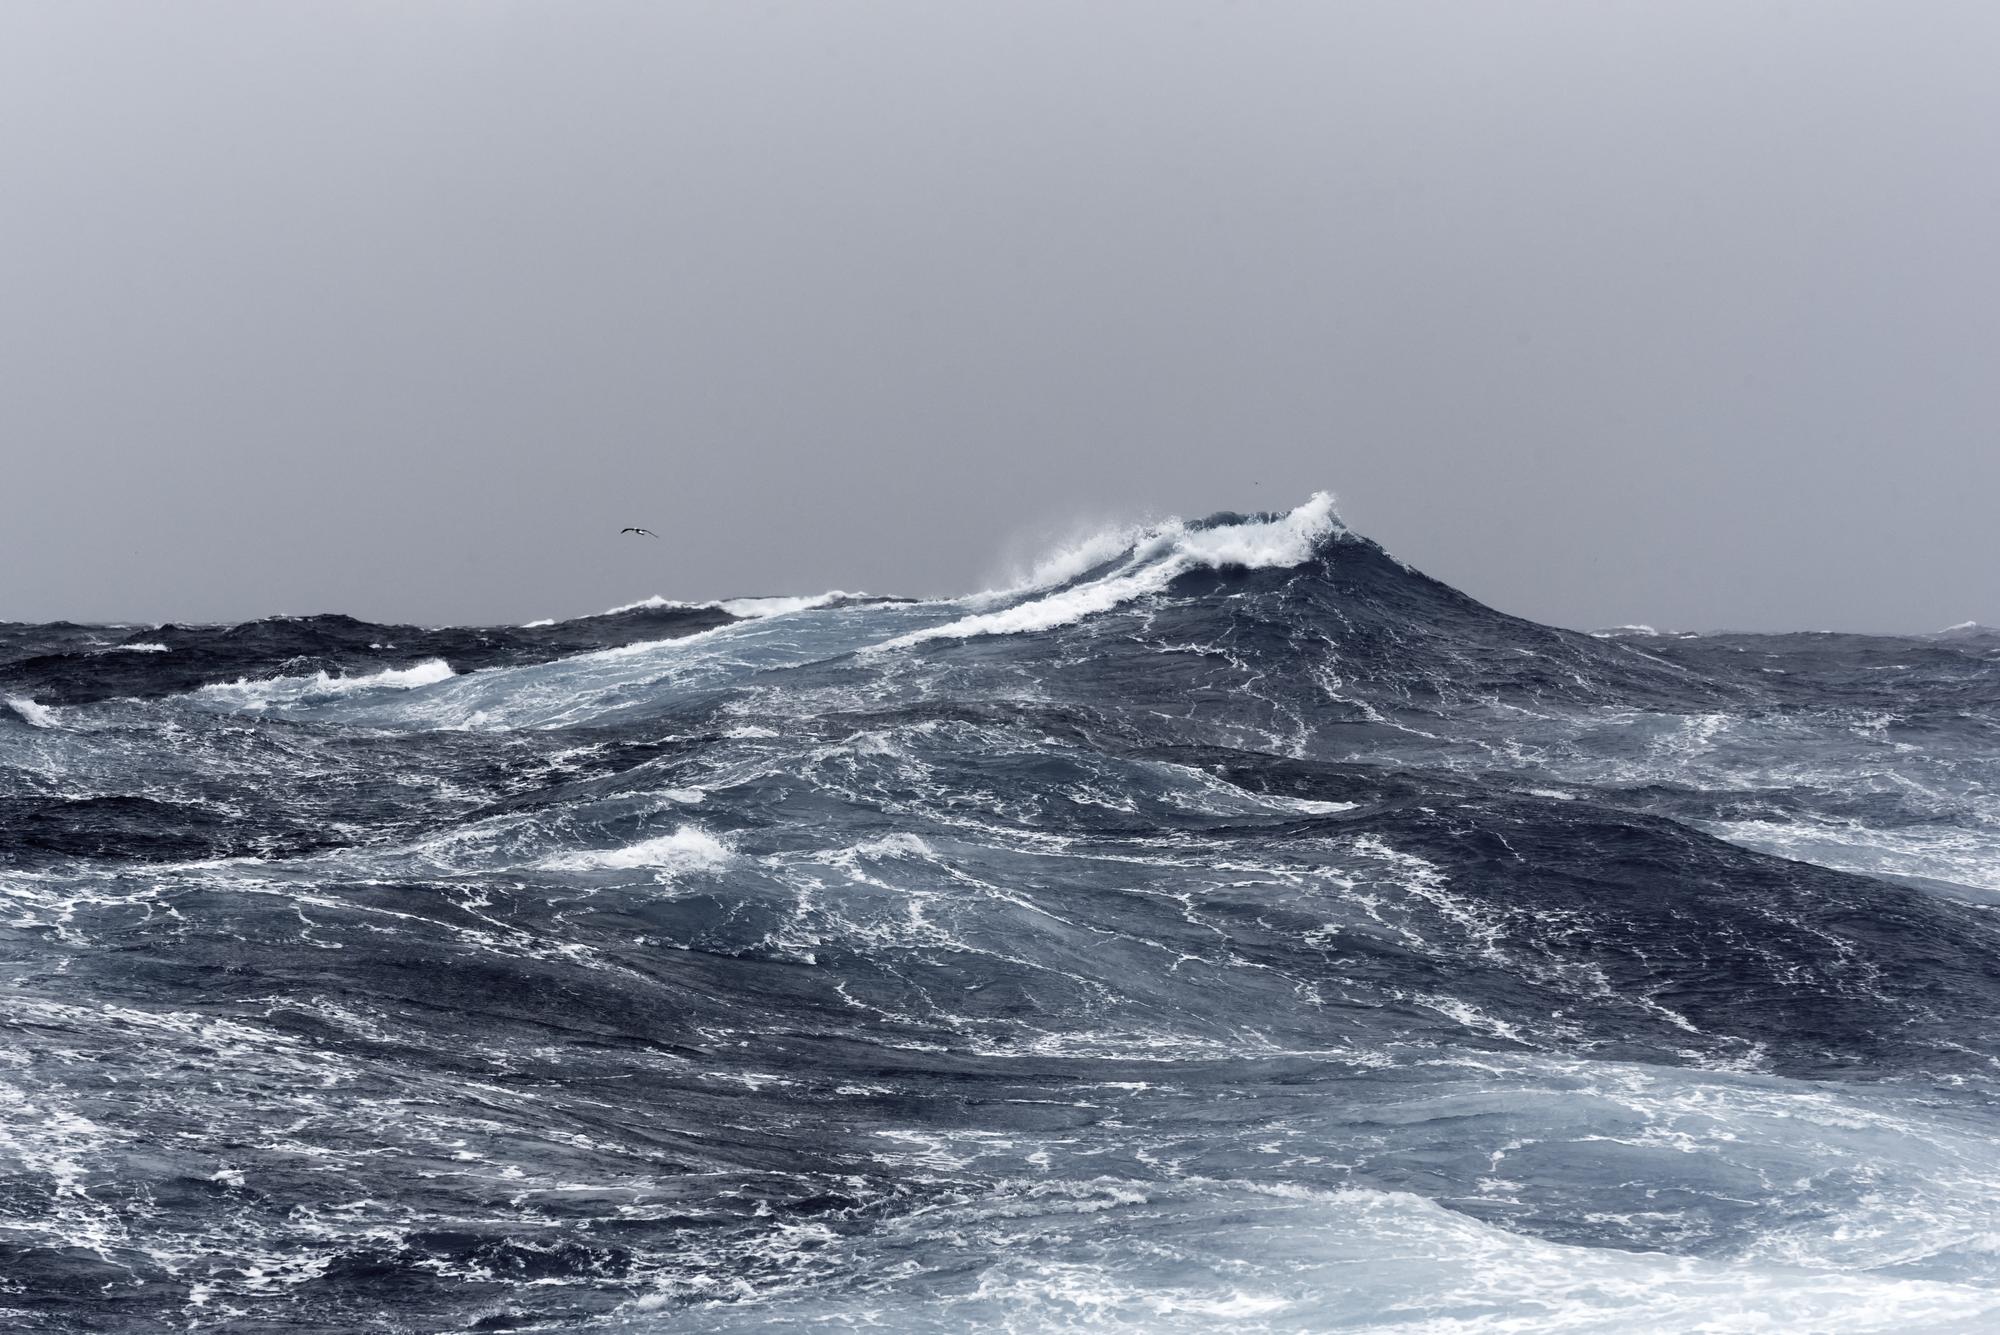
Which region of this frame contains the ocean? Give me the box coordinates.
[4,493,1998,1332]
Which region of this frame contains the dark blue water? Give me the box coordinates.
[5,495,1999,1332]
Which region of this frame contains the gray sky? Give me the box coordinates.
[3,2,1995,633]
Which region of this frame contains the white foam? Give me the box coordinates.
[197,659,455,710]
[854,832,938,859]
[1007,523,1153,596]
[886,564,1179,646]
[874,492,1343,651]
[718,593,857,619]
[685,1176,2000,1332]
[602,591,861,620]
[602,596,702,615]
[537,825,733,873]
[108,642,169,653]
[1707,817,2000,894]
[4,696,59,728]
[1261,796,1359,816]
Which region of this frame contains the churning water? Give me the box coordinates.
[4,495,1999,1332]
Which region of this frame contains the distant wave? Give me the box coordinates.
[195,658,456,709]
[603,591,869,620]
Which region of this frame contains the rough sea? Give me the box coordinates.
[4,494,1999,1333]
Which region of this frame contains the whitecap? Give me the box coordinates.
[196,659,456,710]
[3,696,59,728]
[601,591,864,620]
[717,593,861,619]
[1260,796,1359,816]
[873,492,1344,651]
[537,826,733,873]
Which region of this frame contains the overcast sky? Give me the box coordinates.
[2,2,1994,632]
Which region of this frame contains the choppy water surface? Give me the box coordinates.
[4,496,1998,1332]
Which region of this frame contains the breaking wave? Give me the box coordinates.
[880,491,1343,649]
[195,657,456,709]
[536,825,734,873]
[604,591,867,619]
[3,695,59,728]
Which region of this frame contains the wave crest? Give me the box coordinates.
[196,659,456,710]
[4,695,60,728]
[877,492,1343,650]
[536,826,733,874]
[602,591,865,620]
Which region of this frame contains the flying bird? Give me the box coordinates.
[620,527,659,538]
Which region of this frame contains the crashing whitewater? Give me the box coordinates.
[3,493,1999,1332]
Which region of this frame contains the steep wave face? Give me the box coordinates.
[5,494,2000,1332]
